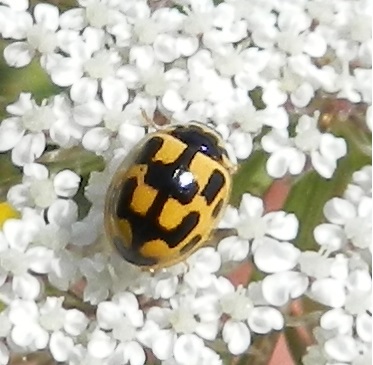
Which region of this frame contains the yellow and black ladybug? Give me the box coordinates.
[104,122,234,270]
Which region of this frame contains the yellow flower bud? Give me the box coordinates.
[0,202,19,229]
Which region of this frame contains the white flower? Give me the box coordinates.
[217,280,284,354]
[219,193,300,273]
[0,212,44,299]
[8,163,80,215]
[261,128,306,178]
[139,291,220,362]
[8,297,87,360]
[2,3,59,67]
[0,93,72,166]
[80,252,145,304]
[48,28,122,89]
[93,292,146,364]
[313,180,372,253]
[262,113,347,178]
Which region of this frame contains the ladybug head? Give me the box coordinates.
[170,123,229,162]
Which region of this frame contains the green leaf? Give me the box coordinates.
[0,153,22,201]
[284,125,371,251]
[38,146,105,176]
[38,147,105,219]
[0,41,61,117]
[230,150,273,207]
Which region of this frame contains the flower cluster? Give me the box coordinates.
[301,165,372,365]
[0,0,371,364]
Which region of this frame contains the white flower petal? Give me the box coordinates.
[151,329,175,360]
[70,220,99,246]
[314,224,347,251]
[265,212,299,240]
[162,89,187,113]
[64,309,88,336]
[118,124,146,148]
[218,236,249,262]
[50,58,83,87]
[290,83,314,108]
[323,198,356,225]
[324,335,358,362]
[310,278,346,308]
[0,118,25,151]
[262,81,287,107]
[153,34,180,63]
[195,320,219,341]
[12,133,46,166]
[4,42,34,67]
[177,35,199,57]
[222,320,251,355]
[266,147,305,178]
[47,199,78,227]
[11,324,34,347]
[70,77,98,103]
[356,312,372,343]
[303,32,327,58]
[3,219,32,252]
[311,150,337,178]
[50,331,74,362]
[254,239,300,273]
[59,8,86,30]
[239,193,264,218]
[88,330,116,359]
[73,100,105,127]
[82,127,111,152]
[102,77,129,110]
[6,93,34,115]
[320,134,347,161]
[122,341,146,365]
[320,309,353,335]
[173,334,204,365]
[186,247,221,273]
[151,272,178,299]
[262,271,309,306]
[0,342,9,365]
[26,246,53,274]
[97,301,121,330]
[53,170,81,198]
[34,3,59,31]
[13,273,41,299]
[248,307,284,334]
[229,130,252,160]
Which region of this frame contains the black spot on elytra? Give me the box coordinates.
[170,124,227,162]
[201,170,225,205]
[180,234,202,255]
[212,198,224,218]
[113,236,158,266]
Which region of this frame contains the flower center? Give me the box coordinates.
[85,1,109,28]
[22,106,54,132]
[169,307,197,334]
[0,250,28,276]
[237,216,268,240]
[294,128,321,152]
[134,19,159,44]
[27,24,57,54]
[113,318,136,342]
[84,51,118,79]
[29,179,57,208]
[220,286,253,321]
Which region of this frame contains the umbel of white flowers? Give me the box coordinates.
[0,0,371,364]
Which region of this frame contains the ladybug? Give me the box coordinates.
[104,122,234,270]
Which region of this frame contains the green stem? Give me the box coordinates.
[45,284,96,315]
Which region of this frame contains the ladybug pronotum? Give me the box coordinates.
[104,122,234,270]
